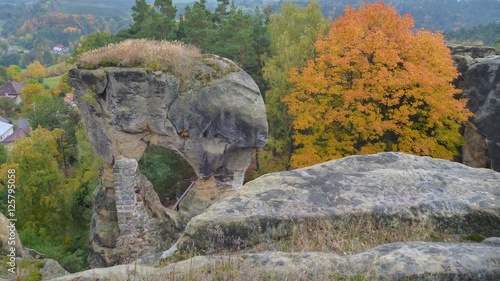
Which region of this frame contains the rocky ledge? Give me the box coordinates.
[183,152,500,250]
[53,238,500,280]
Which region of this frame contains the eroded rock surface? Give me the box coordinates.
[69,54,268,267]
[183,152,500,250]
[52,239,500,281]
[69,56,267,184]
[449,44,500,171]
[462,55,500,171]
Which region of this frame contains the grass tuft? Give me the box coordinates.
[76,39,202,78]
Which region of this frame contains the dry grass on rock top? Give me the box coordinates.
[76,39,201,77]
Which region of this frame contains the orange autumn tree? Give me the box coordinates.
[283,2,472,168]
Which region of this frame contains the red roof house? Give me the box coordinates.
[64,93,75,106]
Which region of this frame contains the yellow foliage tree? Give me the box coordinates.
[26,60,45,79]
[0,127,67,236]
[20,82,51,112]
[6,65,22,81]
[283,2,472,168]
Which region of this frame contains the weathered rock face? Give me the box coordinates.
[52,239,500,281]
[449,44,500,171]
[69,54,268,267]
[69,56,268,184]
[462,55,500,171]
[183,152,500,250]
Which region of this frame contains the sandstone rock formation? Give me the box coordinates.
[69,50,268,267]
[183,152,500,250]
[462,55,500,171]
[69,57,268,184]
[52,238,500,281]
[449,43,500,171]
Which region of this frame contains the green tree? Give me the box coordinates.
[131,0,153,25]
[65,122,102,271]
[118,0,156,39]
[179,1,216,50]
[178,1,269,90]
[27,95,81,174]
[210,7,255,68]
[0,67,7,85]
[6,65,22,81]
[0,145,7,166]
[68,31,118,64]
[0,125,93,272]
[0,97,18,117]
[1,127,69,241]
[283,2,472,168]
[119,0,177,40]
[260,0,329,171]
[214,0,230,24]
[153,0,177,40]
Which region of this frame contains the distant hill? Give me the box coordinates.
[53,0,136,18]
[446,21,500,47]
[268,0,500,32]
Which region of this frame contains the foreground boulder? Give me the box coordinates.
[183,152,500,250]
[69,40,268,267]
[53,238,500,280]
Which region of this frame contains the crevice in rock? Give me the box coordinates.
[165,115,179,135]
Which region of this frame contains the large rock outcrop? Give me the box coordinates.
[182,152,500,250]
[449,43,500,171]
[69,44,268,267]
[69,56,268,185]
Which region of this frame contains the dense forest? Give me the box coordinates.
[276,0,500,31]
[446,21,500,47]
[0,0,498,274]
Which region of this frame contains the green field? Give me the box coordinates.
[44,75,62,89]
[0,20,4,34]
[10,45,29,51]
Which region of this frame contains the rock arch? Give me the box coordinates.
[69,54,268,267]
